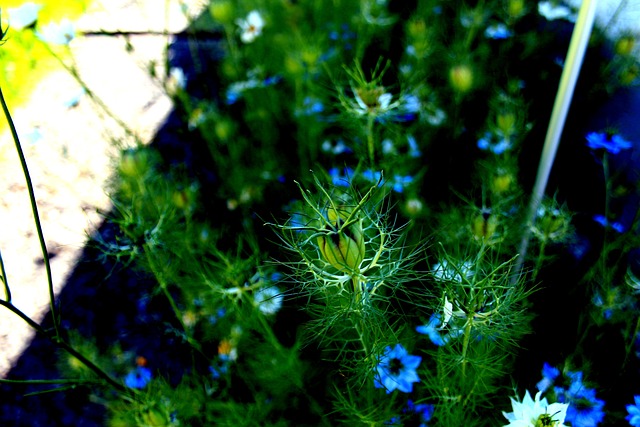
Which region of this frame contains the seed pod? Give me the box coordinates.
[317,207,365,274]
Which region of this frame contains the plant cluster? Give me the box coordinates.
[1,0,640,426]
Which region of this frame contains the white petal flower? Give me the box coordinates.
[236,10,265,43]
[7,2,42,30]
[253,286,283,315]
[37,18,75,45]
[538,1,576,22]
[502,390,569,427]
[442,296,453,328]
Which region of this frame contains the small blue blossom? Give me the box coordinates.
[382,138,396,155]
[593,214,625,233]
[536,362,560,393]
[392,175,414,193]
[485,23,512,39]
[416,314,446,346]
[586,132,632,154]
[405,400,435,427]
[477,132,512,154]
[328,167,354,186]
[374,344,422,393]
[555,370,606,427]
[407,135,422,158]
[321,139,352,155]
[124,366,152,389]
[362,169,383,184]
[626,396,640,426]
[295,96,324,117]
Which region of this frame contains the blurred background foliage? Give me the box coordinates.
[0,0,90,118]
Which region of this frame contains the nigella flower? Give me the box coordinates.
[354,90,393,116]
[503,390,569,427]
[416,314,446,346]
[374,344,422,393]
[328,167,354,187]
[626,396,640,427]
[390,94,421,122]
[478,132,512,154]
[404,400,435,427]
[124,366,152,389]
[7,2,42,30]
[362,169,383,184]
[537,362,561,393]
[485,23,512,39]
[225,73,280,105]
[538,1,577,22]
[391,175,414,193]
[253,286,283,315]
[236,10,265,43]
[321,139,351,155]
[166,67,187,95]
[295,96,324,117]
[593,214,625,233]
[586,132,632,154]
[555,371,605,427]
[37,18,75,45]
[407,135,422,158]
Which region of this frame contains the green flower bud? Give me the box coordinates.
[209,1,234,24]
[139,406,170,427]
[317,207,365,274]
[449,64,474,94]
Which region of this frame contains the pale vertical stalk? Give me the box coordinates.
[514,0,598,281]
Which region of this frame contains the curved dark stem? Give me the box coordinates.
[0,84,59,337]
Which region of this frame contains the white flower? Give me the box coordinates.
[7,2,42,30]
[166,67,187,95]
[538,1,576,22]
[503,390,569,427]
[37,18,75,45]
[236,10,265,43]
[442,296,453,328]
[354,91,392,115]
[253,286,283,315]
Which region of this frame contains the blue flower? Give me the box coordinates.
[416,314,446,346]
[477,132,512,154]
[407,135,422,158]
[374,344,422,393]
[328,167,354,186]
[536,362,560,393]
[392,175,413,193]
[555,371,606,427]
[485,23,512,39]
[586,132,632,154]
[405,400,435,427]
[124,366,152,389]
[362,169,383,184]
[593,214,625,233]
[626,396,640,426]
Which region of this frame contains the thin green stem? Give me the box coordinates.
[366,114,375,167]
[0,249,10,302]
[600,153,611,275]
[0,84,59,337]
[0,300,132,396]
[460,313,474,378]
